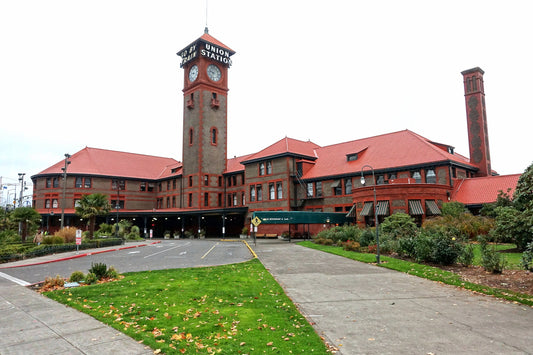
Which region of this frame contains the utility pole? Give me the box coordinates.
[60,154,71,229]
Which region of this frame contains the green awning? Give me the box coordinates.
[409,200,424,216]
[360,202,373,216]
[376,201,389,216]
[346,204,357,218]
[425,200,441,215]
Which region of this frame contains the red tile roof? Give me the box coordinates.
[302,130,474,179]
[226,154,253,174]
[35,147,181,180]
[241,137,321,164]
[451,174,521,205]
[200,32,235,54]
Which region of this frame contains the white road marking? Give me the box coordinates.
[0,271,31,286]
[144,241,191,259]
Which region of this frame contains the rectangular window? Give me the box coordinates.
[75,177,83,188]
[46,178,51,188]
[269,183,275,200]
[257,185,262,201]
[426,169,437,184]
[112,179,124,190]
[345,178,352,194]
[259,162,265,176]
[316,181,322,197]
[233,193,237,206]
[232,175,237,186]
[188,193,193,207]
[266,161,272,174]
[45,199,50,208]
[218,193,222,207]
[140,182,146,191]
[219,176,223,187]
[158,183,162,192]
[173,179,177,190]
[276,182,283,199]
[148,183,154,192]
[189,176,193,187]
[84,178,92,189]
[242,192,246,205]
[53,177,59,188]
[204,193,209,207]
[172,196,176,208]
[167,181,170,190]
[52,199,58,208]
[307,183,313,197]
[250,185,256,202]
[228,194,232,206]
[204,175,209,186]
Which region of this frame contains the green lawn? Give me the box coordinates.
[298,241,533,307]
[45,259,329,354]
[471,243,523,269]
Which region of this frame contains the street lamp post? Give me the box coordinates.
[113,178,122,243]
[60,154,71,229]
[360,165,380,264]
[17,173,25,207]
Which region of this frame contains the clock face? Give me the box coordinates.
[207,64,221,81]
[188,65,198,82]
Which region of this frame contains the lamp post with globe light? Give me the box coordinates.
[360,165,380,264]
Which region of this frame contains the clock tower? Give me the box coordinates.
[177,28,235,208]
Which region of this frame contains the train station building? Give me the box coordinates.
[31,30,520,238]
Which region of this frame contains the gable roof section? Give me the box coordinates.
[302,130,475,180]
[34,147,181,180]
[200,32,235,54]
[226,154,253,174]
[451,174,521,205]
[241,137,321,164]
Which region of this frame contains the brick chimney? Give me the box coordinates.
[461,67,491,177]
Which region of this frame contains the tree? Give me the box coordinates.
[11,207,42,242]
[491,162,533,251]
[513,162,533,211]
[75,193,111,239]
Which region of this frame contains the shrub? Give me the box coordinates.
[342,240,360,252]
[95,223,113,237]
[398,236,417,258]
[360,228,376,247]
[68,271,85,282]
[42,235,65,245]
[89,262,108,279]
[127,225,141,240]
[431,233,463,265]
[458,243,475,267]
[521,242,533,271]
[0,230,21,244]
[380,213,418,240]
[441,201,468,218]
[106,266,119,279]
[478,236,507,273]
[44,275,65,288]
[85,272,98,285]
[54,227,77,243]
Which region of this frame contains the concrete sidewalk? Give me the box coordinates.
[0,241,157,355]
[253,240,533,354]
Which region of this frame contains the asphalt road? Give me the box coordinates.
[1,239,254,285]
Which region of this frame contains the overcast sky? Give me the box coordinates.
[1,0,532,203]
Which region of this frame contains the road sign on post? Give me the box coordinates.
[76,229,82,253]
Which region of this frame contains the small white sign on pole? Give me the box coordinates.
[76,229,82,245]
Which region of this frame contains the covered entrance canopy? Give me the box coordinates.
[252,211,349,225]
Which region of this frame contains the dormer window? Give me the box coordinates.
[447,147,454,154]
[347,153,358,162]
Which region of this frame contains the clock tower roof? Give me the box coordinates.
[177,29,235,67]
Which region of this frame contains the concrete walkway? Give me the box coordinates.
[0,241,156,355]
[253,240,533,354]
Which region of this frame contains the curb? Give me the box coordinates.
[0,241,162,269]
